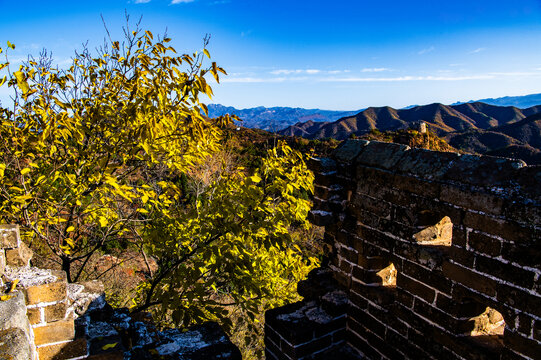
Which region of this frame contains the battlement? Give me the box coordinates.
[265,140,541,360]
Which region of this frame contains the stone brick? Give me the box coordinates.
[504,330,541,360]
[395,148,459,179]
[442,261,496,297]
[44,302,67,322]
[496,283,541,318]
[37,337,88,360]
[333,139,369,163]
[463,211,533,244]
[402,260,452,295]
[440,184,504,215]
[442,153,524,188]
[397,273,435,303]
[5,241,32,267]
[27,307,42,325]
[25,273,67,305]
[467,231,502,257]
[356,141,410,170]
[475,255,535,290]
[0,224,20,249]
[33,319,75,346]
[392,173,440,198]
[307,157,337,173]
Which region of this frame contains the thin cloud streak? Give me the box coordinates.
[171,0,194,4]
[320,75,495,82]
[223,74,496,83]
[361,67,390,72]
[469,47,486,54]
[418,46,435,55]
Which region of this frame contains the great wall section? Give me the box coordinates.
[1,139,540,359]
[265,139,541,360]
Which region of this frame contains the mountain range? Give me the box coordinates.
[210,92,541,164]
[207,104,362,131]
[278,102,541,164]
[209,93,541,131]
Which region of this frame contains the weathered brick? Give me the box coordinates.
[504,330,541,360]
[441,184,504,215]
[392,173,440,198]
[463,211,533,244]
[26,307,42,325]
[475,255,535,290]
[496,284,541,318]
[448,244,475,267]
[442,261,496,297]
[333,139,369,163]
[5,241,32,267]
[468,231,502,257]
[534,319,541,342]
[33,319,75,346]
[402,260,452,295]
[37,337,88,360]
[44,302,67,322]
[397,273,435,303]
[518,313,533,337]
[25,273,67,305]
[0,224,20,248]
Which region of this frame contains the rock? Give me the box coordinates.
[0,328,31,360]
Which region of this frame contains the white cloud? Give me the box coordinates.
[222,74,498,84]
[171,0,194,4]
[361,67,390,73]
[320,75,495,82]
[418,46,435,55]
[270,69,321,75]
[135,0,151,3]
[469,47,486,54]
[223,77,308,83]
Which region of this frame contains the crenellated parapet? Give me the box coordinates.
[266,139,541,360]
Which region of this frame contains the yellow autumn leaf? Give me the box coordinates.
[8,279,19,293]
[20,168,30,175]
[98,217,108,227]
[14,71,30,94]
[102,343,118,350]
[66,226,75,233]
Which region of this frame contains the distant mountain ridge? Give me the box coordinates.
[207,104,362,131]
[277,101,541,164]
[453,93,541,109]
[278,102,541,139]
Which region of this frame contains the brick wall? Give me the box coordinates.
[265,139,541,360]
[0,225,241,360]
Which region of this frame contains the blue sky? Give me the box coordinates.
[1,0,541,109]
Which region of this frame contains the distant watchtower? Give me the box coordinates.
[419,121,427,133]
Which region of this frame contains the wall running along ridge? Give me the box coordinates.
[265,139,541,360]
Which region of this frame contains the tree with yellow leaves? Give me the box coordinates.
[0,20,318,357]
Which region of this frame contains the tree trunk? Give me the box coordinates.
[61,256,72,283]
